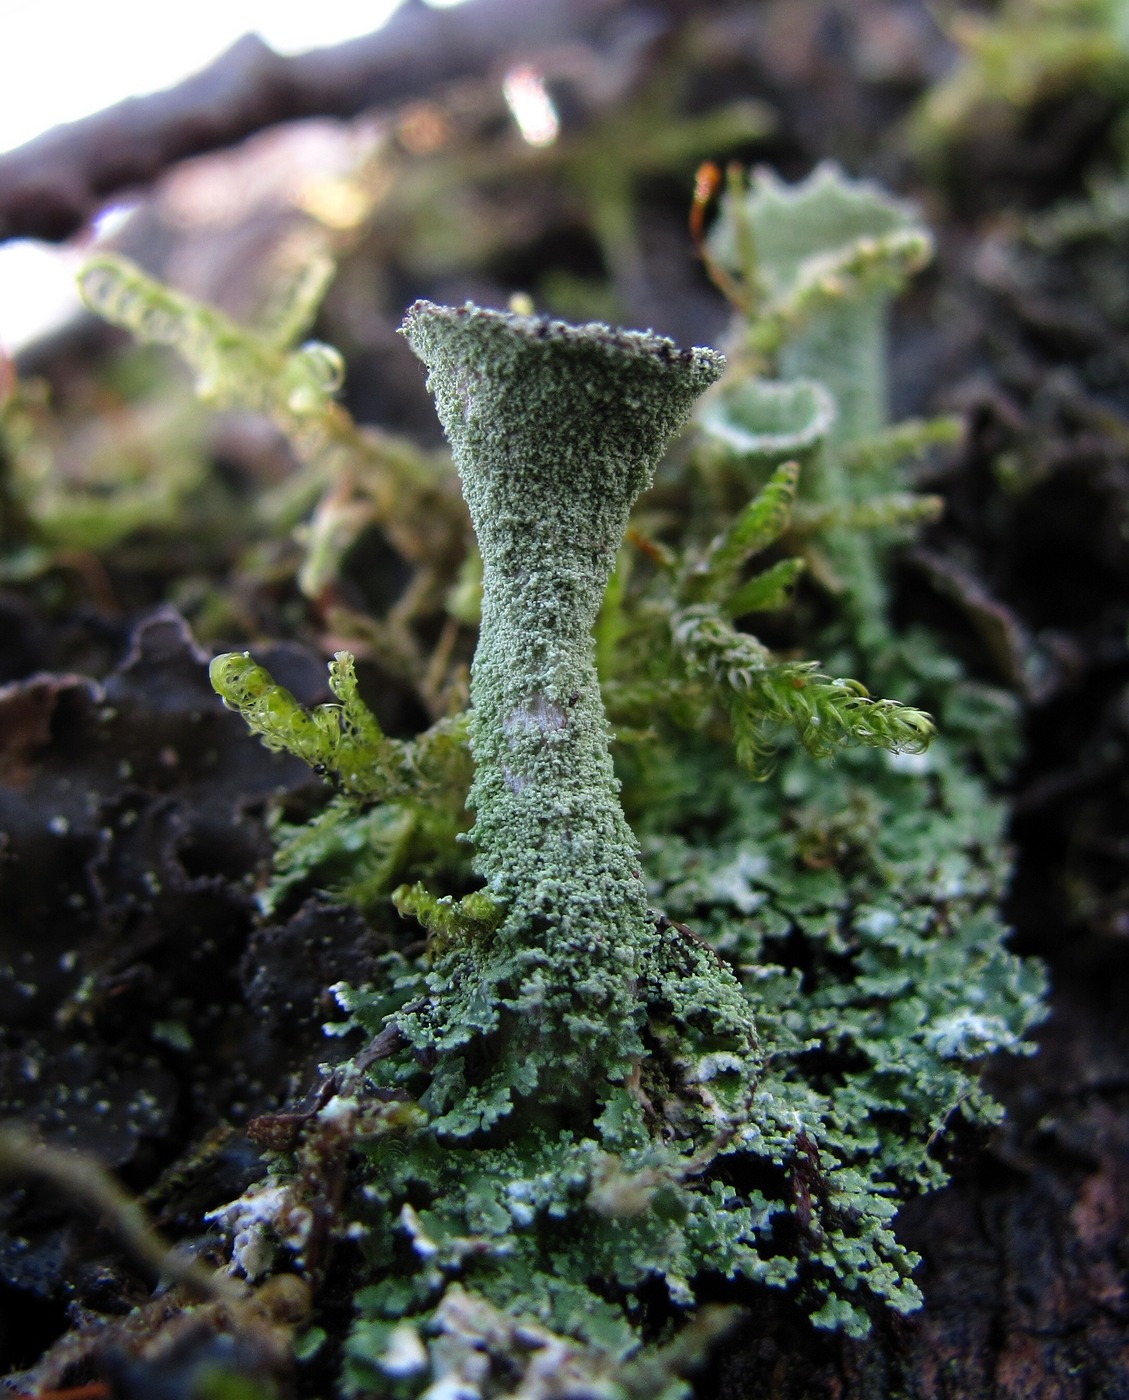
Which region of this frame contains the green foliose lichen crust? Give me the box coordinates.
[400,301,729,1125]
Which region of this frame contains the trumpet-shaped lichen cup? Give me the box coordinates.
[401,300,727,1119]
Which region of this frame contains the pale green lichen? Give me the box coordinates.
[397,300,746,1128]
[704,164,956,660]
[706,162,933,442]
[81,177,1047,1390]
[696,377,835,466]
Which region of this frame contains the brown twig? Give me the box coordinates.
[0,1123,247,1305]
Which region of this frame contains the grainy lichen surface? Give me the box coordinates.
[71,210,1047,1398]
[399,301,731,1119]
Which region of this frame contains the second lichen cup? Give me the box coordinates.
[401,300,724,1123]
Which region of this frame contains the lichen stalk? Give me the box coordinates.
[779,292,887,445]
[401,300,724,1096]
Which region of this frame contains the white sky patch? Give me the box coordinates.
[0,240,87,352]
[502,64,559,148]
[0,0,410,157]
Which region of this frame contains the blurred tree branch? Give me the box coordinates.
[0,0,714,245]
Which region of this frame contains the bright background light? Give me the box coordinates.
[0,0,417,158]
[0,0,470,351]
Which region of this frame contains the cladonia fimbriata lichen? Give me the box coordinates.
[400,300,731,1119]
[706,162,933,443]
[85,231,1046,1384]
[705,163,944,653]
